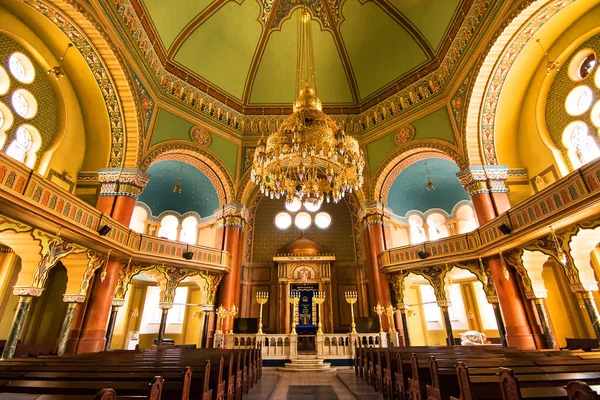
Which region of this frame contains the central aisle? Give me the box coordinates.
[245,369,384,400]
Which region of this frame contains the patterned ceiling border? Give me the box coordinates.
[140,142,235,205]
[108,0,497,136]
[371,142,467,203]
[464,0,574,166]
[18,0,141,168]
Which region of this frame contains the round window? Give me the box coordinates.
[294,212,312,230]
[568,49,598,81]
[8,53,35,84]
[0,102,14,132]
[314,212,331,229]
[565,86,594,116]
[274,212,292,230]
[11,89,37,119]
[0,66,9,95]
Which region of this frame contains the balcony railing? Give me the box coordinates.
[0,153,229,271]
[379,158,600,271]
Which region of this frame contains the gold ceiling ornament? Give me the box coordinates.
[250,8,364,206]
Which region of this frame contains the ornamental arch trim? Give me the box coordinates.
[371,142,466,204]
[17,0,142,168]
[141,141,234,206]
[464,0,574,166]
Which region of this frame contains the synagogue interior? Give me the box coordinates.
[1,0,600,398]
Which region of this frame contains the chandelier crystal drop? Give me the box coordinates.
[250,8,365,205]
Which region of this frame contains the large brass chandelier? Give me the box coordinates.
[250,9,365,205]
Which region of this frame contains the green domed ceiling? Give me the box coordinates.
[134,0,467,107]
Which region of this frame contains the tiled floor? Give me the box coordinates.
[245,369,384,400]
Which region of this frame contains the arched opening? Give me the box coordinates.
[129,205,149,234]
[158,215,179,241]
[22,263,67,353]
[180,216,198,245]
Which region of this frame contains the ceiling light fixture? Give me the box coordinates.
[536,39,560,74]
[173,165,183,193]
[425,162,435,191]
[47,43,73,80]
[250,7,364,206]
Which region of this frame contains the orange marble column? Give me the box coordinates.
[74,168,149,353]
[361,202,393,331]
[487,256,536,349]
[215,204,247,333]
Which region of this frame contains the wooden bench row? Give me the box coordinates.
[0,345,263,400]
[354,343,600,400]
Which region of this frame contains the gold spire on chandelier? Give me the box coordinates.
[250,7,365,206]
[173,165,183,193]
[425,162,435,191]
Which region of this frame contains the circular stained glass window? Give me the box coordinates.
[565,86,594,116]
[275,212,292,230]
[314,212,331,229]
[0,66,9,95]
[8,53,35,84]
[294,212,312,230]
[303,198,322,212]
[11,89,37,119]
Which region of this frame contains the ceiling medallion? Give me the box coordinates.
[190,126,212,146]
[393,125,415,147]
[250,9,365,205]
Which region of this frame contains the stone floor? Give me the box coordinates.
[245,368,384,400]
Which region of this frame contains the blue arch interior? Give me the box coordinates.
[138,160,219,217]
[387,158,469,216]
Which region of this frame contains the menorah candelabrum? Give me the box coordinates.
[226,304,238,335]
[374,303,385,333]
[344,291,358,334]
[256,292,269,334]
[215,305,228,335]
[385,304,396,334]
[289,292,300,335]
[313,291,326,334]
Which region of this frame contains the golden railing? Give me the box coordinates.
[0,153,229,271]
[379,158,600,271]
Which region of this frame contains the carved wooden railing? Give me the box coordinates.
[0,153,229,271]
[379,158,600,271]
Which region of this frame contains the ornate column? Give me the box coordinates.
[104,299,125,351]
[56,295,85,355]
[571,284,600,342]
[360,202,393,330]
[215,204,248,333]
[200,304,214,348]
[533,298,557,349]
[96,168,150,226]
[487,256,536,349]
[485,166,511,215]
[438,300,455,346]
[396,304,410,346]
[457,166,511,225]
[76,169,148,353]
[486,295,508,346]
[156,303,171,346]
[1,287,42,359]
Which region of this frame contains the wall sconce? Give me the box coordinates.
[536,39,560,74]
[47,43,74,80]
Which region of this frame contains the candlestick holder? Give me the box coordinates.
[289,292,300,335]
[385,304,396,333]
[226,304,238,335]
[344,291,358,334]
[313,291,326,334]
[374,303,385,333]
[215,305,227,334]
[256,292,269,334]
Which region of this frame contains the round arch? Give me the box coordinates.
[371,142,466,204]
[463,0,592,167]
[141,141,235,206]
[13,0,142,168]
